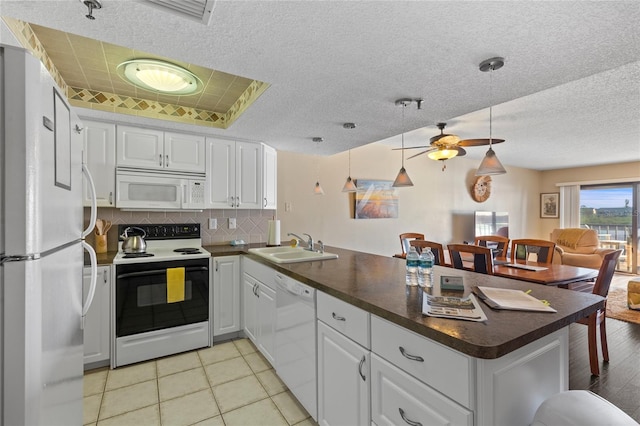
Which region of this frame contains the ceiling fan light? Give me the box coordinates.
[392,167,413,187]
[427,148,459,161]
[313,181,325,195]
[342,176,357,192]
[476,147,507,175]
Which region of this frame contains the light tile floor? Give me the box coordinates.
[84,338,317,426]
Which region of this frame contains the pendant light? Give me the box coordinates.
[476,57,507,176]
[342,149,357,192]
[312,137,325,195]
[392,99,414,187]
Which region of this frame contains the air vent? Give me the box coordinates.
[141,0,216,25]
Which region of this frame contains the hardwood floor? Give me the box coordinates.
[569,273,640,421]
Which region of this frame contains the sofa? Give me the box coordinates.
[550,228,616,269]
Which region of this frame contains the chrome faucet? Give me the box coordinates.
[288,232,314,251]
[317,240,325,253]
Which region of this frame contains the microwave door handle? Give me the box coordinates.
[182,183,187,207]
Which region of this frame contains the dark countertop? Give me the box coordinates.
[91,243,604,360]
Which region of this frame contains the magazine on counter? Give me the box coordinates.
[473,286,557,312]
[422,293,487,322]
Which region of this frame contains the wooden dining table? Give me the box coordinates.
[492,261,598,286]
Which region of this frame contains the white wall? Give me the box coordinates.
[277,143,542,256]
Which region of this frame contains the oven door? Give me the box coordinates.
[115,258,209,337]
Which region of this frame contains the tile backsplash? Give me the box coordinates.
[84,208,275,251]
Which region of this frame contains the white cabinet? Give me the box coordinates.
[262,144,277,209]
[371,354,473,426]
[317,321,370,426]
[242,258,276,365]
[212,256,241,337]
[316,291,370,425]
[82,120,116,207]
[117,125,205,173]
[83,265,111,368]
[206,138,265,209]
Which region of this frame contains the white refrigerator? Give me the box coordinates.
[0,45,98,425]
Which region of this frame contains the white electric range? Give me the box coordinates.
[112,223,212,368]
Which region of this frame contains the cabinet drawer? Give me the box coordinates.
[317,292,370,348]
[243,257,275,290]
[371,354,473,426]
[371,315,473,408]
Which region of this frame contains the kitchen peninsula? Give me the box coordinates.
[236,244,604,426]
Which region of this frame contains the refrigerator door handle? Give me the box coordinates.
[82,164,98,238]
[82,241,98,318]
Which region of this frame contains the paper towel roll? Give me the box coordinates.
[267,220,281,246]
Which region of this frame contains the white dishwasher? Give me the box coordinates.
[275,272,317,421]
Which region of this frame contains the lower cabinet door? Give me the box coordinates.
[371,353,473,426]
[83,265,111,367]
[317,321,370,426]
[242,273,258,342]
[257,282,276,365]
[213,256,241,336]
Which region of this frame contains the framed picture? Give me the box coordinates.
[540,192,560,218]
[354,179,398,219]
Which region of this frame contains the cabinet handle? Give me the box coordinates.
[103,269,108,284]
[235,196,240,208]
[358,355,366,381]
[165,154,169,168]
[264,197,267,207]
[229,196,236,208]
[108,191,113,205]
[159,154,163,167]
[399,408,422,426]
[332,312,346,322]
[399,346,424,362]
[215,261,218,272]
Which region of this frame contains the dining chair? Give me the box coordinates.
[410,240,447,266]
[398,233,424,258]
[474,235,510,261]
[510,239,556,264]
[577,249,622,376]
[447,244,494,275]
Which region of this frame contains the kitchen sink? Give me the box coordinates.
[248,246,338,264]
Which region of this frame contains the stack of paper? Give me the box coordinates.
[422,294,487,322]
[474,286,556,312]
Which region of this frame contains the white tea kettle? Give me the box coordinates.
[119,226,147,253]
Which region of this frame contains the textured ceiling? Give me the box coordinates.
[1,0,639,171]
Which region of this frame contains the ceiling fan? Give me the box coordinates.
[395,122,505,170]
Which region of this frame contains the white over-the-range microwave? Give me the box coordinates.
[116,168,206,211]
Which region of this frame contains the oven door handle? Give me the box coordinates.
[117,266,209,280]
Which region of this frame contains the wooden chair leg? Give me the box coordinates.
[587,315,600,376]
[600,315,609,363]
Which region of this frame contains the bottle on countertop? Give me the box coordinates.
[418,247,434,288]
[405,246,419,287]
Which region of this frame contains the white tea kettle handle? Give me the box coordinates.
[82,164,97,239]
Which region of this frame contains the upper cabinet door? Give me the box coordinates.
[82,120,116,207]
[206,138,236,208]
[263,144,277,210]
[236,142,263,209]
[116,125,164,169]
[164,132,205,173]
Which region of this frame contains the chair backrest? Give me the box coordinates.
[410,240,446,266]
[474,235,510,260]
[593,250,623,298]
[399,233,424,255]
[510,239,556,264]
[447,243,494,275]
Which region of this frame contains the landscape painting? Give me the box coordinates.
[354,179,398,219]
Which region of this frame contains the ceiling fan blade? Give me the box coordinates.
[458,138,505,147]
[391,145,431,151]
[456,147,467,157]
[407,149,434,160]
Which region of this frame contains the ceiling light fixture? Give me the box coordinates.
[392,99,414,188]
[81,0,102,20]
[116,59,204,96]
[476,57,507,176]
[342,149,357,192]
[312,137,325,195]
